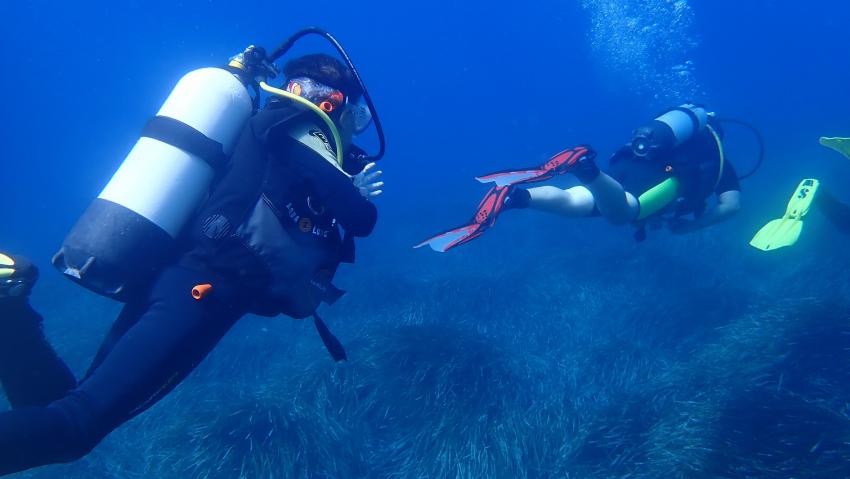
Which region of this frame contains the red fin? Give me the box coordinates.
[475,145,590,186]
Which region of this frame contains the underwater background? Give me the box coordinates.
[3,0,850,477]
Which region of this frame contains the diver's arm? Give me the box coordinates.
[293,150,378,237]
[262,115,377,236]
[669,190,741,234]
[670,161,742,233]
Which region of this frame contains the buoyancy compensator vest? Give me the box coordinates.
[201,104,352,319]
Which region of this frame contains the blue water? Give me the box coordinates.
[3,1,850,477]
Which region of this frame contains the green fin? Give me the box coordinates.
[819,137,850,160]
[0,253,15,278]
[750,179,820,251]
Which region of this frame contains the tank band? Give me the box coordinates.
[141,116,228,169]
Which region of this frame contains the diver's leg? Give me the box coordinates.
[0,297,77,409]
[580,172,640,225]
[523,174,639,224]
[815,188,850,234]
[0,254,76,410]
[0,265,246,475]
[81,300,148,381]
[525,185,597,216]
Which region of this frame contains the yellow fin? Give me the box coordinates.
[750,179,819,252]
[819,137,850,160]
[750,218,803,251]
[783,178,819,219]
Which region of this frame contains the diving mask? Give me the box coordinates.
[286,76,373,134]
[286,76,345,113]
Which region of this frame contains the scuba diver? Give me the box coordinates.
[0,28,386,475]
[417,104,744,252]
[815,187,850,235]
[750,137,850,251]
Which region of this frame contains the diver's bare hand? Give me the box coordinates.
[353,162,384,198]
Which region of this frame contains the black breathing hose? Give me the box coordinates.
[269,27,386,163]
[716,118,765,180]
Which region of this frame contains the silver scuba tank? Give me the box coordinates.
[53,67,253,300]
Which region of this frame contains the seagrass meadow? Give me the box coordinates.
[10,210,850,479]
[5,1,850,477]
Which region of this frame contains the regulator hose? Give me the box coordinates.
[716,118,764,180]
[270,27,386,163]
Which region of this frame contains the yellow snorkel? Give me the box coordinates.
[820,136,850,160]
[227,57,344,168]
[227,56,344,168]
[257,81,345,168]
[226,28,387,169]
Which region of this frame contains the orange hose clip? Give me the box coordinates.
[192,283,213,301]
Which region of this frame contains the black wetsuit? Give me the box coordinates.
[609,126,740,218]
[0,105,376,475]
[816,188,850,233]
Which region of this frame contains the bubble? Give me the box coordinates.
[581,0,705,105]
